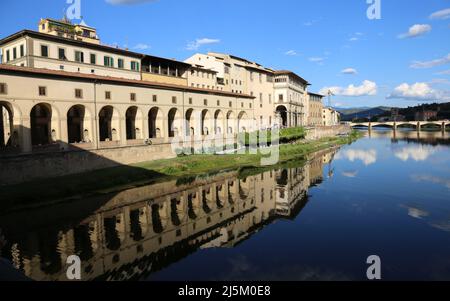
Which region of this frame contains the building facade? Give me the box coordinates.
[322,107,340,126]
[0,18,330,159]
[308,92,324,127]
[185,52,310,129]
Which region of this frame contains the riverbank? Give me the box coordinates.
[0,130,361,210]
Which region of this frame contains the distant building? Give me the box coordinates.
[415,111,438,121]
[322,107,340,126]
[308,92,324,127]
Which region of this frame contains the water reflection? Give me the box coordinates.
[1,129,449,281]
[335,149,377,166]
[0,149,337,281]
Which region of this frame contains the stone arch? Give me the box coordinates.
[214,110,225,135]
[275,105,288,127]
[201,109,211,136]
[104,213,125,251]
[238,111,249,133]
[226,111,235,134]
[0,101,16,148]
[125,106,143,140]
[30,103,58,146]
[168,108,181,138]
[185,108,197,137]
[67,105,91,144]
[148,107,164,139]
[187,191,200,220]
[99,106,120,142]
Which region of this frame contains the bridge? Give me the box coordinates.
[350,120,450,131]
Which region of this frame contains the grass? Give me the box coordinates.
[238,127,307,146]
[0,130,362,210]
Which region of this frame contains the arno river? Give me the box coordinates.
[0,129,449,281]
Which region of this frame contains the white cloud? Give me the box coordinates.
[319,80,377,97]
[398,24,432,39]
[335,149,377,166]
[285,50,298,56]
[412,174,450,189]
[435,69,450,75]
[186,38,220,51]
[430,8,450,20]
[411,54,450,69]
[341,68,358,75]
[429,78,450,85]
[309,57,325,62]
[342,171,358,178]
[387,82,450,102]
[133,43,150,50]
[394,145,437,162]
[106,0,157,4]
[349,37,359,42]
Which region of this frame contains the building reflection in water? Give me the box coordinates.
[0,149,337,281]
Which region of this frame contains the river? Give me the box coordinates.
[0,129,449,281]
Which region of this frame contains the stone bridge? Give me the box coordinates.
[350,120,450,131]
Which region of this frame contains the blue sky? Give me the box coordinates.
[0,0,449,108]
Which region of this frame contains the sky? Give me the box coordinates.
[0,0,449,108]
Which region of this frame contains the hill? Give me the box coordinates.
[336,107,391,121]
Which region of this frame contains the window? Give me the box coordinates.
[131,61,140,71]
[217,100,220,106]
[172,96,177,104]
[204,99,208,106]
[249,103,252,109]
[259,93,263,102]
[75,89,83,99]
[152,95,157,102]
[189,98,193,105]
[229,101,232,108]
[269,94,272,104]
[39,86,47,96]
[60,65,64,70]
[90,53,96,65]
[13,48,17,60]
[58,48,66,60]
[104,56,114,67]
[0,83,7,94]
[224,66,230,74]
[118,58,124,69]
[250,72,254,81]
[279,94,284,102]
[130,93,136,101]
[41,45,48,57]
[6,50,10,62]
[105,91,111,100]
[75,51,84,63]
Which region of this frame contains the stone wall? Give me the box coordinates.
[305,125,351,140]
[0,143,176,186]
